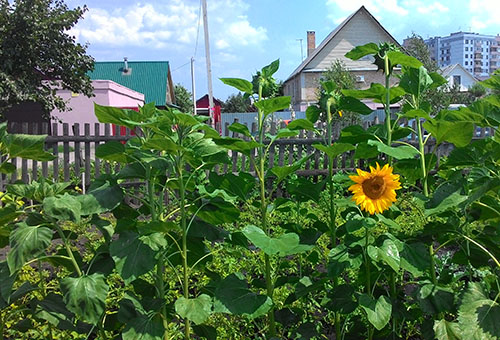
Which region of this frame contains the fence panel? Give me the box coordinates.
[0,120,495,191]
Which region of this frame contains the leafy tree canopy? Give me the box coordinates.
[174,84,193,114]
[0,0,94,115]
[222,92,255,113]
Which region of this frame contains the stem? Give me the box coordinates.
[327,104,342,340]
[54,224,82,276]
[157,255,170,340]
[364,226,373,340]
[384,55,392,166]
[178,162,191,340]
[429,245,437,285]
[417,119,429,197]
[257,82,276,338]
[390,272,398,340]
[146,166,157,221]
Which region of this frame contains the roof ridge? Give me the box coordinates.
[285,6,400,82]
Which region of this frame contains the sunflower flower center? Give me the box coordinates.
[362,176,386,200]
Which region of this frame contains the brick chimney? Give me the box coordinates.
[307,31,315,57]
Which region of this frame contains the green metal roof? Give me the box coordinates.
[88,61,170,106]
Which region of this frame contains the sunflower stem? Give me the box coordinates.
[384,54,392,166]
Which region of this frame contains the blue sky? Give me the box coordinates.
[66,0,500,101]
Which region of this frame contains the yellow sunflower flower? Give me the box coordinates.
[348,162,401,215]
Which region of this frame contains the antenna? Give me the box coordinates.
[296,38,304,61]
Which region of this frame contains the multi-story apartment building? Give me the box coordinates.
[422,32,500,78]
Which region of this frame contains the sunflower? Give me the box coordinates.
[348,162,401,215]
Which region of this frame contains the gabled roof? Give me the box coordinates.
[286,6,400,81]
[88,61,171,106]
[440,63,479,81]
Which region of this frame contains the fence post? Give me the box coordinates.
[95,123,101,179]
[63,123,70,182]
[84,123,91,188]
[52,123,59,182]
[21,122,29,183]
[42,122,49,179]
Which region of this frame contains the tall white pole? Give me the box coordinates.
[202,0,214,125]
[191,57,196,115]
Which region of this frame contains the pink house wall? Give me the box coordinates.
[51,80,144,135]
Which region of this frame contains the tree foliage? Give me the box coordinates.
[174,84,193,114]
[0,0,94,115]
[222,92,254,113]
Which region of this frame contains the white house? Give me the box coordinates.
[440,63,478,91]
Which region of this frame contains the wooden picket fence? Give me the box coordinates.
[0,119,495,191]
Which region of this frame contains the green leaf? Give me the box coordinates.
[214,273,272,319]
[122,314,165,340]
[110,232,157,284]
[95,141,127,163]
[3,134,54,161]
[399,66,433,98]
[354,142,379,159]
[286,118,315,131]
[400,242,431,277]
[425,183,467,217]
[367,239,400,272]
[418,284,455,315]
[387,51,423,68]
[0,262,17,305]
[262,59,280,77]
[0,204,23,226]
[0,162,16,174]
[242,225,313,256]
[193,325,217,340]
[428,72,448,89]
[94,103,137,128]
[195,199,240,225]
[77,182,123,216]
[213,137,261,156]
[359,294,392,330]
[401,109,431,120]
[338,96,373,115]
[220,78,253,94]
[228,122,251,138]
[327,284,357,314]
[458,282,500,340]
[270,155,311,184]
[434,319,462,340]
[60,273,109,324]
[208,172,255,201]
[175,294,212,325]
[7,222,52,273]
[342,84,405,104]
[306,105,321,123]
[423,118,473,148]
[254,96,291,118]
[328,244,362,277]
[312,143,354,159]
[367,140,419,159]
[43,193,81,222]
[345,43,379,60]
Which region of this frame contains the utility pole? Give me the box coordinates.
[190,57,196,115]
[202,0,214,125]
[296,38,304,61]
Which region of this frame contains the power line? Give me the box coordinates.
[172,61,191,72]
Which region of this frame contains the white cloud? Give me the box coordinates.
[71,0,267,52]
[468,0,500,33]
[326,0,409,17]
[416,2,449,14]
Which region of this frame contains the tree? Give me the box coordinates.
[403,33,438,72]
[0,0,94,115]
[318,60,360,124]
[174,84,193,114]
[222,92,254,113]
[321,59,356,90]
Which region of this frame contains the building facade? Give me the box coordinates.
[423,32,500,78]
[283,6,400,112]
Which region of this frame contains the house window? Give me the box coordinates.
[465,47,468,51]
[453,75,461,85]
[465,61,468,65]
